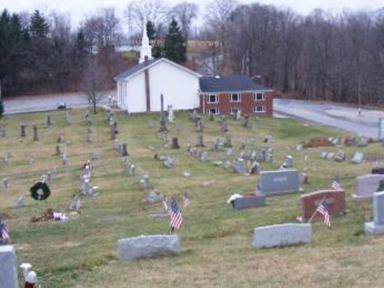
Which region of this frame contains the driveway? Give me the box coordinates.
[274,99,384,139]
[2,91,114,115]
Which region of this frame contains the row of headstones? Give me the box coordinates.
[116,222,312,263]
[321,150,364,164]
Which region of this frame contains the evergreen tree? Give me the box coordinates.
[0,10,26,96]
[30,10,49,38]
[146,21,157,41]
[0,100,3,117]
[164,18,186,64]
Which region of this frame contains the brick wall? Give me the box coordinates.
[200,91,274,117]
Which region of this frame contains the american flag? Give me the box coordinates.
[0,220,9,242]
[170,197,183,231]
[316,201,331,227]
[332,176,342,191]
[183,192,191,209]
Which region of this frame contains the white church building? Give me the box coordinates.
[114,24,201,113]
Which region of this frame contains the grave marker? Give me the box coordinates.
[300,190,346,221]
[252,224,312,248]
[365,191,384,235]
[352,174,384,200]
[118,235,181,261]
[257,169,300,196]
[0,246,19,288]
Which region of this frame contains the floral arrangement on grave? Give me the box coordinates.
[30,182,51,200]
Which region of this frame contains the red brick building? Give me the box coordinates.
[199,75,274,117]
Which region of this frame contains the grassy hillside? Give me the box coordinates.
[0,109,382,287]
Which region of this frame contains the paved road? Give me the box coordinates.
[274,99,384,138]
[3,91,114,115]
[4,93,384,138]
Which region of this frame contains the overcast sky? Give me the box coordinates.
[1,0,384,28]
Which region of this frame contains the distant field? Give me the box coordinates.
[0,109,382,288]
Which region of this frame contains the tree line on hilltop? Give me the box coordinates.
[0,0,384,106]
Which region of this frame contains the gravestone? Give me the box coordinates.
[220,118,228,133]
[146,190,161,203]
[351,152,364,164]
[224,135,232,148]
[299,172,308,185]
[196,134,205,147]
[15,196,24,208]
[284,155,293,168]
[300,190,346,221]
[62,153,68,165]
[365,191,384,235]
[257,169,300,196]
[163,157,175,168]
[249,161,259,174]
[57,134,64,143]
[171,137,180,149]
[209,114,214,121]
[334,149,346,162]
[32,125,39,141]
[227,148,233,157]
[196,118,203,132]
[84,111,92,125]
[0,246,19,288]
[199,151,208,162]
[3,152,10,163]
[0,126,6,138]
[68,195,81,212]
[3,178,9,189]
[159,94,168,132]
[121,143,129,157]
[372,168,384,174]
[212,138,223,151]
[352,174,384,200]
[233,194,265,209]
[242,115,250,128]
[160,132,168,145]
[118,235,181,261]
[20,123,26,138]
[46,115,52,126]
[55,144,61,156]
[252,223,312,248]
[140,175,151,190]
[233,158,247,174]
[65,111,70,124]
[110,125,116,140]
[357,137,369,147]
[167,105,175,123]
[127,163,135,176]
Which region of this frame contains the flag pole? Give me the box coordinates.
[308,197,327,223]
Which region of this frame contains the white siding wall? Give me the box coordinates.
[117,59,200,113]
[125,73,146,113]
[149,61,199,111]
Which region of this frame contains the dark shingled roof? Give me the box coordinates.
[114,58,160,81]
[199,75,268,93]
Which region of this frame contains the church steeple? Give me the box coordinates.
[139,18,153,63]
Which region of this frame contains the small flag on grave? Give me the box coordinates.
[170,197,183,231]
[316,201,331,227]
[0,217,9,243]
[331,176,342,191]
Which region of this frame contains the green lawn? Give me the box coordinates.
[0,109,382,287]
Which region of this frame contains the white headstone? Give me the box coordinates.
[0,246,19,288]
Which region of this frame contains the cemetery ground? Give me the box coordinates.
[1,109,384,287]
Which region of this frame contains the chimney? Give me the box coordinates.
[144,56,151,112]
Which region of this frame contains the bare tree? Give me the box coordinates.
[170,2,198,39]
[124,0,170,36]
[204,0,238,73]
[82,8,122,52]
[80,57,108,114]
